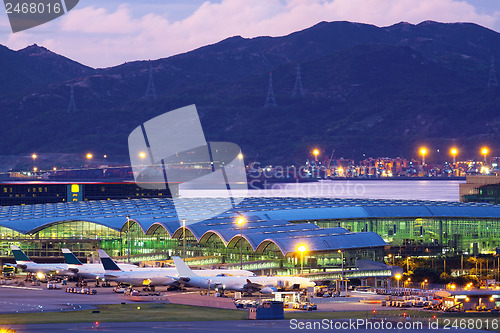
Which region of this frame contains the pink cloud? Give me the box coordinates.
[1,0,499,68]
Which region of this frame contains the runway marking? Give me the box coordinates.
[0,285,43,291]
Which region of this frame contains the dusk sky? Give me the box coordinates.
[1,0,500,68]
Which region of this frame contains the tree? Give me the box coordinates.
[411,267,440,283]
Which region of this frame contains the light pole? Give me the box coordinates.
[86,153,93,169]
[407,256,410,273]
[451,148,457,165]
[236,218,245,269]
[182,219,186,261]
[395,273,401,290]
[298,245,307,275]
[420,148,427,166]
[338,249,345,296]
[126,215,130,263]
[312,149,320,162]
[481,147,489,164]
[32,153,37,170]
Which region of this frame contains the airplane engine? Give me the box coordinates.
[260,287,277,294]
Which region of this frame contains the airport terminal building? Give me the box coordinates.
[1,195,499,281]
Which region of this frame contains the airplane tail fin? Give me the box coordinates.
[61,248,83,265]
[97,249,122,271]
[10,245,31,262]
[172,256,198,277]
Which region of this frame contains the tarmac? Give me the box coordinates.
[0,281,130,313]
[0,279,396,314]
[0,279,492,332]
[5,320,490,333]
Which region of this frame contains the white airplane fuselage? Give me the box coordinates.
[104,268,256,286]
[68,263,140,279]
[185,275,316,293]
[15,261,69,275]
[104,268,178,286]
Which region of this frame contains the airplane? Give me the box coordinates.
[97,249,256,288]
[61,248,141,279]
[8,245,70,276]
[172,256,316,294]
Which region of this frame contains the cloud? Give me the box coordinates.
[1,0,499,68]
[60,5,140,34]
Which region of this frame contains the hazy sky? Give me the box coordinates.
[1,0,500,68]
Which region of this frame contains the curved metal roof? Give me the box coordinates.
[256,232,386,256]
[0,196,499,254]
[226,223,329,250]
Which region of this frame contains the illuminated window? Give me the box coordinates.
[71,184,80,193]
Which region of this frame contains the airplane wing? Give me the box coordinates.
[243,279,264,291]
[240,279,270,293]
[241,279,277,294]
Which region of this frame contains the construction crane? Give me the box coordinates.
[327,149,335,169]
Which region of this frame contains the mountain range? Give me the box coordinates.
[1,20,500,167]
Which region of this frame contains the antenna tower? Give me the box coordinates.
[67,85,76,113]
[488,56,498,88]
[145,60,157,100]
[292,64,304,97]
[264,72,277,107]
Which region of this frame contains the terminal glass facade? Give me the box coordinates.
[298,217,500,255]
[1,220,382,275]
[0,221,121,259]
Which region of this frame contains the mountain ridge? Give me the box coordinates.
[1,20,500,166]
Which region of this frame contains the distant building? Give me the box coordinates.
[0,181,178,206]
[460,175,500,204]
